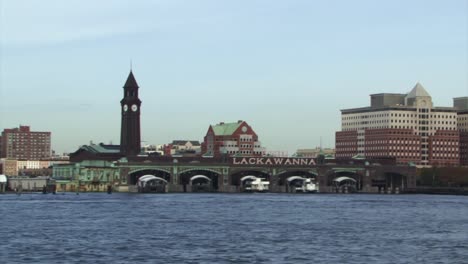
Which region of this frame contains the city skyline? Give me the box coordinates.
[1,0,467,154]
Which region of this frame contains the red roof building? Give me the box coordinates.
[201,120,266,157]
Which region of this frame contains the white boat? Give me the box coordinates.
[302,178,318,193]
[251,178,269,192]
[243,177,269,192]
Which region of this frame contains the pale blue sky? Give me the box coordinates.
[1,0,467,155]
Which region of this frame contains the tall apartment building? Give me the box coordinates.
[336,83,459,166]
[0,126,51,160]
[201,120,266,157]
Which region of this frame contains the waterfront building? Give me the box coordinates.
[0,158,69,176]
[201,120,266,157]
[336,83,459,167]
[53,160,119,192]
[0,126,51,160]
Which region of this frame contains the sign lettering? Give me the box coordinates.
[232,157,316,166]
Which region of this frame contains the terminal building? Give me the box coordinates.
[56,71,417,194]
[336,83,460,167]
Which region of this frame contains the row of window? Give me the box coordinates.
[343,120,456,126]
[342,126,458,131]
[226,150,264,155]
[344,113,456,120]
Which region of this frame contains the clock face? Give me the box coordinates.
[242,126,247,132]
[131,104,138,112]
[123,104,128,111]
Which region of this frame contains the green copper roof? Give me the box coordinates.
[80,143,120,154]
[211,122,242,136]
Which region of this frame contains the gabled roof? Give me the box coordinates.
[406,82,430,98]
[124,71,139,88]
[172,140,201,146]
[211,122,243,136]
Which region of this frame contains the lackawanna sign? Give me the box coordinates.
[232,157,316,166]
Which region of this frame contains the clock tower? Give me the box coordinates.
[120,71,142,156]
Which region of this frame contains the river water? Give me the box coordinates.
[1,193,467,263]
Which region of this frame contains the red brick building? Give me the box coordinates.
[1,126,51,160]
[201,120,266,157]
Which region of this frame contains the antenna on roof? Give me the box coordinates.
[130,59,132,72]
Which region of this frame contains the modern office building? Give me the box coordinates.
[336,83,459,167]
[201,120,266,157]
[0,126,51,160]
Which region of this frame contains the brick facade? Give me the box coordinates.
[1,126,51,160]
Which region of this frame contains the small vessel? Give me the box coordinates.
[301,178,318,193]
[249,178,270,192]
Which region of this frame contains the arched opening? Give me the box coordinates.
[327,170,362,193]
[277,171,318,193]
[332,176,357,193]
[129,169,171,185]
[179,169,219,192]
[190,175,213,192]
[137,175,168,193]
[286,176,318,193]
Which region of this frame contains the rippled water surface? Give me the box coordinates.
[1,193,467,263]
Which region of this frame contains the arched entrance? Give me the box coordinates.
[190,175,212,192]
[332,176,357,193]
[327,170,362,193]
[128,169,171,192]
[277,171,318,193]
[137,175,168,193]
[179,169,219,192]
